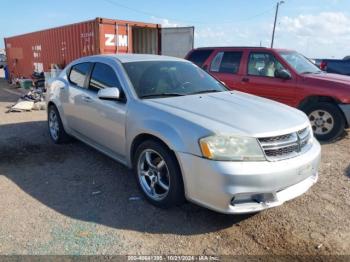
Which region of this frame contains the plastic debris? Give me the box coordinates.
[91,191,102,195]
[9,101,34,112]
[7,87,46,113]
[129,196,141,201]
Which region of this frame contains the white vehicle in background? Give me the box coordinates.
[0,54,6,69]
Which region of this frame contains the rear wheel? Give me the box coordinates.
[133,140,185,208]
[48,105,71,144]
[304,102,345,141]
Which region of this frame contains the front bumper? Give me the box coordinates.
[339,104,350,127]
[176,139,321,214]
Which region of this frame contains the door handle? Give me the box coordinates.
[242,77,250,83]
[82,96,93,102]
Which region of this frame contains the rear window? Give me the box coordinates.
[187,49,213,67]
[69,63,91,88]
[210,51,242,74]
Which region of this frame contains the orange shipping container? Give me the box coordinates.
[4,17,194,79]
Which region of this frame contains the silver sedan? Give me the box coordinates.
[47,54,321,214]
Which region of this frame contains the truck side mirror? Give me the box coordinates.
[275,69,292,80]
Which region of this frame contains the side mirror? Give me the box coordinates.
[97,87,121,101]
[275,69,292,80]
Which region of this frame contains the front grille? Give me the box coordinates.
[259,133,293,143]
[258,127,312,161]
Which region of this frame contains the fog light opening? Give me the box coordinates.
[231,193,277,206]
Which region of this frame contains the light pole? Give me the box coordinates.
[271,0,284,48]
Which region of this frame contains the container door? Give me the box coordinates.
[100,23,130,54]
[161,27,194,58]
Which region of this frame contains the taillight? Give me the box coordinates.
[320,61,327,71]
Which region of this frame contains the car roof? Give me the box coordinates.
[191,46,294,52]
[88,54,186,63]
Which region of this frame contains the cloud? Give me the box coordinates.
[194,12,350,59]
[276,12,350,58]
[194,24,271,48]
[150,12,350,59]
[150,16,178,27]
[279,12,350,37]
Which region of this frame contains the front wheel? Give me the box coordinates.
[133,140,185,208]
[304,102,345,141]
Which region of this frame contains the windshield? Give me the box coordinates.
[122,61,227,98]
[278,51,321,74]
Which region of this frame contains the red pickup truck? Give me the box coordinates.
[186,47,350,141]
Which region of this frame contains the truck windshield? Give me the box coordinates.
[278,51,322,74]
[123,61,227,98]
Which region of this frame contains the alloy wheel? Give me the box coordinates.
[137,149,170,201]
[49,109,59,141]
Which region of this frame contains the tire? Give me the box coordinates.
[48,104,71,144]
[133,140,185,208]
[303,102,345,141]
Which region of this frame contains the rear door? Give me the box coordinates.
[207,50,244,91]
[161,27,194,58]
[64,62,93,132]
[241,51,297,106]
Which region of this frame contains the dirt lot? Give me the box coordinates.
[0,79,349,256]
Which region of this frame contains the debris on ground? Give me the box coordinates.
[316,243,323,249]
[129,196,141,201]
[6,87,46,113]
[91,191,102,196]
[8,101,34,112]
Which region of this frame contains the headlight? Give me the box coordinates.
[199,135,266,161]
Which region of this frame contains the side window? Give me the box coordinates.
[89,63,122,92]
[248,52,285,77]
[210,52,224,72]
[187,50,213,67]
[69,63,91,88]
[210,51,242,74]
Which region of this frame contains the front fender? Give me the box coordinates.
[126,120,187,166]
[139,119,187,151]
[126,117,207,167]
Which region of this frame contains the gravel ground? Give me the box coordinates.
[0,79,349,257]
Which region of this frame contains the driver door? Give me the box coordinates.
[242,52,298,106]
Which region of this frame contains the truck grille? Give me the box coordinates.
[258,127,312,161]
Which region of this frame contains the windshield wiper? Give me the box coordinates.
[302,71,322,74]
[190,90,222,95]
[140,93,185,99]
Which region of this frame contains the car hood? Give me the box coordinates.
[146,91,309,137]
[304,72,350,86]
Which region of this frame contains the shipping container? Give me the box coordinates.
[4,17,194,80]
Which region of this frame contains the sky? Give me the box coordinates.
[1,0,349,58]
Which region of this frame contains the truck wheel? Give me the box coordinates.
[304,102,345,141]
[48,105,71,144]
[133,140,185,208]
